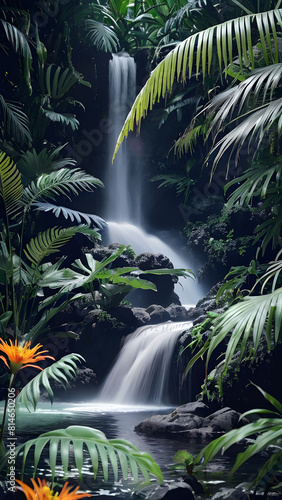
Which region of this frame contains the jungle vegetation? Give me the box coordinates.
[1,0,282,495]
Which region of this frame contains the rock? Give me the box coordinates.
[135,403,248,437]
[202,408,243,432]
[131,307,151,325]
[135,413,204,434]
[175,401,210,417]
[143,481,195,500]
[165,305,191,321]
[146,305,170,323]
[211,485,249,500]
[135,253,173,270]
[183,475,204,494]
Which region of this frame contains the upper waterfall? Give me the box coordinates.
[102,53,206,305]
[103,53,141,223]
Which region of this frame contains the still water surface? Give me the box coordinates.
[3,401,261,497]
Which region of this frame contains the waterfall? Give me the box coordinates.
[103,53,205,305]
[104,53,141,223]
[99,321,192,405]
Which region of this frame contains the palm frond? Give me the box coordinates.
[208,287,282,371]
[21,168,104,208]
[1,20,32,93]
[44,65,80,99]
[8,425,163,484]
[225,157,282,206]
[184,287,282,377]
[260,250,282,293]
[17,145,77,178]
[42,109,79,131]
[253,212,282,255]
[16,354,84,411]
[32,202,107,229]
[84,19,119,52]
[193,383,282,490]
[1,19,31,59]
[113,9,282,159]
[207,97,282,171]
[0,95,31,144]
[0,150,23,216]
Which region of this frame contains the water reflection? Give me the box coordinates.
[0,402,261,496]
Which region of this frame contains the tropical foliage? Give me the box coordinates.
[7,425,163,484]
[194,384,282,492]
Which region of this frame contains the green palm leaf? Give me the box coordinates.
[0,150,23,216]
[194,418,282,468]
[33,202,107,229]
[84,19,119,52]
[16,354,84,411]
[208,287,282,372]
[44,65,80,99]
[1,19,31,59]
[1,20,32,93]
[7,426,163,484]
[0,95,31,144]
[184,287,282,377]
[113,9,282,159]
[21,168,104,208]
[207,97,282,170]
[17,145,76,178]
[23,226,99,266]
[42,110,79,131]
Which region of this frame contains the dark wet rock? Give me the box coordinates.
[211,486,249,500]
[202,408,244,432]
[135,253,173,270]
[183,475,204,494]
[165,304,191,321]
[135,404,248,438]
[139,481,195,500]
[176,401,210,417]
[146,304,170,323]
[131,307,152,325]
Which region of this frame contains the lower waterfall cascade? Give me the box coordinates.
[99,321,192,405]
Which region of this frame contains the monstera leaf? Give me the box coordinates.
[4,426,163,484]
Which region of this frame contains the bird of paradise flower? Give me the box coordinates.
[0,339,54,453]
[16,478,91,499]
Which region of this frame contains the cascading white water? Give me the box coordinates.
[104,53,142,223]
[105,222,203,304]
[103,53,205,305]
[99,321,192,404]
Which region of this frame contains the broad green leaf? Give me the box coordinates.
[5,426,163,484]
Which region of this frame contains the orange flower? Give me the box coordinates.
[0,339,55,375]
[16,478,91,499]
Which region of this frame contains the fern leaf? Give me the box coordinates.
[16,354,84,411]
[0,150,23,216]
[21,168,104,207]
[23,226,99,266]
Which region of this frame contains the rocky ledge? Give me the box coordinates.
[135,401,248,438]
